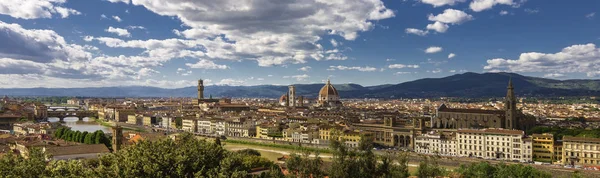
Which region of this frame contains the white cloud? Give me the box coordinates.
[499,10,509,15]
[283,74,310,81]
[101,14,107,19]
[105,27,131,37]
[405,28,429,36]
[524,8,539,14]
[394,71,412,75]
[544,73,565,78]
[0,74,196,88]
[426,21,449,33]
[330,39,339,47]
[470,0,515,12]
[428,9,474,24]
[449,70,456,73]
[388,64,420,69]
[448,53,456,59]
[425,46,443,53]
[386,58,395,62]
[327,65,377,72]
[586,12,595,19]
[420,0,466,7]
[428,69,443,73]
[107,0,130,3]
[484,43,600,77]
[176,68,192,76]
[214,78,245,86]
[127,26,146,30]
[112,15,122,22]
[136,67,160,79]
[298,66,312,71]
[123,0,394,67]
[0,0,81,19]
[185,59,229,69]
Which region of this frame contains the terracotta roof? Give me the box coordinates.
[458,128,524,135]
[438,107,504,115]
[45,144,110,156]
[563,136,600,143]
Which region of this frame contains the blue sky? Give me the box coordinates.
[0,0,599,88]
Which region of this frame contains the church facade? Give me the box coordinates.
[432,79,535,131]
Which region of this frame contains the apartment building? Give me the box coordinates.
[414,132,457,156]
[182,118,198,133]
[531,133,556,163]
[562,136,600,166]
[457,129,532,162]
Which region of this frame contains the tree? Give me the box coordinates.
[416,155,445,178]
[54,127,65,138]
[80,131,88,143]
[215,137,221,146]
[377,152,409,178]
[94,130,105,144]
[286,150,324,178]
[327,132,377,178]
[84,133,94,144]
[237,149,261,156]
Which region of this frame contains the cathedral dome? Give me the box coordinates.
[319,79,339,99]
[279,94,288,103]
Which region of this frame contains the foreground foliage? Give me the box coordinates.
[0,133,279,178]
[456,162,552,178]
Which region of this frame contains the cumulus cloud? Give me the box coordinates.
[426,21,449,33]
[420,0,466,7]
[215,78,246,86]
[105,27,131,37]
[470,0,518,12]
[108,0,394,67]
[136,67,160,79]
[283,74,310,81]
[388,64,420,69]
[448,53,456,58]
[112,15,122,22]
[484,43,600,77]
[176,68,193,76]
[428,9,474,24]
[185,59,229,69]
[405,28,429,36]
[499,10,509,15]
[327,65,377,72]
[330,39,339,47]
[425,46,443,53]
[298,66,312,71]
[0,0,81,19]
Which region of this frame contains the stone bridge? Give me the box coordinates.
[47,106,81,111]
[47,110,98,121]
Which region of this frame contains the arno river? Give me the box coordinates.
[47,117,111,133]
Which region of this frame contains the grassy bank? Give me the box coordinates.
[223,139,333,154]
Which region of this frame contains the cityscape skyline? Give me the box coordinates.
[0,0,599,88]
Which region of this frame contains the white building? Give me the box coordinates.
[197,119,213,134]
[182,118,197,133]
[226,118,255,137]
[457,129,532,162]
[414,132,457,156]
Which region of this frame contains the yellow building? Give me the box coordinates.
[532,133,555,162]
[554,142,563,164]
[562,136,600,166]
[255,124,281,140]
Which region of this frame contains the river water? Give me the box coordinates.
[48,117,111,133]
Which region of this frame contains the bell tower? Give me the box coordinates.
[198,79,204,99]
[505,78,518,129]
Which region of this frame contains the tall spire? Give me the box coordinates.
[507,77,514,89]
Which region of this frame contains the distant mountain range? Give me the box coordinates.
[2,72,600,98]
